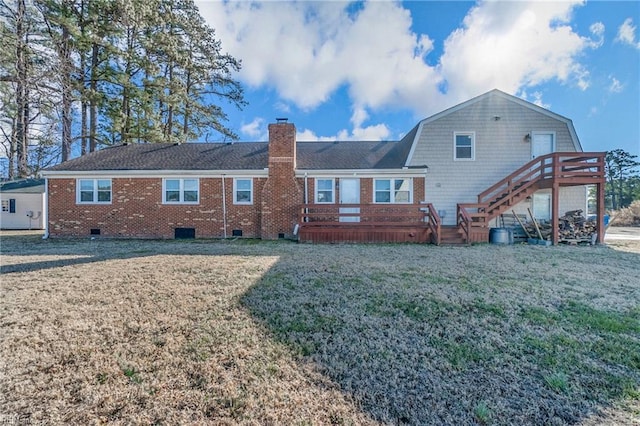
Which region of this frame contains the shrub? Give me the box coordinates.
[610,200,640,226]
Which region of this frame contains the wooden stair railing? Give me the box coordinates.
[457,203,489,244]
[422,203,441,245]
[456,152,605,243]
[476,152,605,222]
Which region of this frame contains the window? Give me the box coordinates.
[233,178,253,204]
[163,178,199,204]
[315,178,335,203]
[77,179,111,203]
[374,179,412,203]
[1,200,8,212]
[454,132,475,160]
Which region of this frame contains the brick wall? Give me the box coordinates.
[47,177,265,238]
[303,177,425,204]
[47,121,427,239]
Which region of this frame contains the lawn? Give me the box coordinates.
[1,233,639,425]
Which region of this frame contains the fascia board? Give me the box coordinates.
[404,121,425,167]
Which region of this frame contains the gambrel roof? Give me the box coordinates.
[404,89,582,166]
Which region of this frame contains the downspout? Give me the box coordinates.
[221,175,227,238]
[304,172,308,222]
[423,167,428,203]
[42,177,49,239]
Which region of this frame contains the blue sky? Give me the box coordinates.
[197,1,640,156]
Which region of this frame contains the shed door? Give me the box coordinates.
[531,132,555,159]
[339,178,360,222]
[533,193,551,221]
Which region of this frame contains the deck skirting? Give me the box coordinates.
[298,226,431,244]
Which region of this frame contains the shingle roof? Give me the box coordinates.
[45,143,269,171]
[0,178,45,192]
[44,137,414,172]
[297,138,411,169]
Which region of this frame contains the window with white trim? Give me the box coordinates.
[1,200,8,212]
[315,178,335,203]
[233,178,253,204]
[374,178,412,203]
[163,178,199,204]
[454,132,475,160]
[77,179,112,203]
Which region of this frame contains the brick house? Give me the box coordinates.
[42,90,606,244]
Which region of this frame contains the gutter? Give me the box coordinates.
[41,169,269,178]
[43,177,49,239]
[295,168,427,178]
[221,175,227,239]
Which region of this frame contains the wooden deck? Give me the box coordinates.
[296,152,605,245]
[298,204,438,244]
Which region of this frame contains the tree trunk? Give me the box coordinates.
[89,42,99,151]
[165,65,173,139]
[60,24,72,162]
[182,68,190,140]
[15,0,29,177]
[8,120,17,180]
[80,53,88,156]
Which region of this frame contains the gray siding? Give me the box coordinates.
[409,92,582,224]
[491,187,588,227]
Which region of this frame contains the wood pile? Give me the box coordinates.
[518,209,597,244]
[558,210,597,243]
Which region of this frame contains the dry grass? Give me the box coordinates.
[610,200,640,227]
[1,233,639,425]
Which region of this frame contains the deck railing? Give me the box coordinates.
[297,152,604,244]
[477,152,605,220]
[299,203,428,226]
[456,203,489,243]
[422,203,441,245]
[298,203,438,243]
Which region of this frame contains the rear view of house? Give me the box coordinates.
[42,90,606,244]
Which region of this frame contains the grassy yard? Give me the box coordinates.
[1,233,639,425]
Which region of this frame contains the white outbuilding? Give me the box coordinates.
[0,179,46,230]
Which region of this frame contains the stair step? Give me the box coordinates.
[438,226,467,245]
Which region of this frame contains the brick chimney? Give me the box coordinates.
[260,120,302,239]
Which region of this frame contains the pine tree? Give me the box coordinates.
[1,0,246,175]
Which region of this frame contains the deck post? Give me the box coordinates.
[597,180,605,244]
[551,182,560,245]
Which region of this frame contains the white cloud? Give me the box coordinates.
[198,0,603,139]
[274,102,291,114]
[616,18,640,48]
[240,117,266,139]
[439,1,598,100]
[296,129,335,142]
[589,22,605,48]
[608,76,624,94]
[297,122,390,141]
[520,90,551,109]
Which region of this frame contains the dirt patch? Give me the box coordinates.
[605,226,640,254]
[1,236,639,424]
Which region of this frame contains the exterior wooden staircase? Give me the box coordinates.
[439,226,467,245]
[454,152,606,245]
